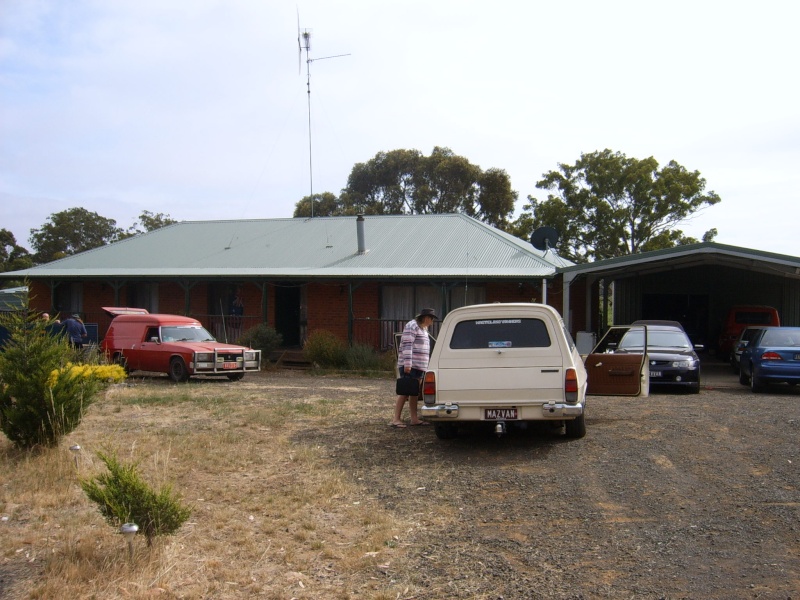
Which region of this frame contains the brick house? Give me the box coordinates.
[6,214,571,350]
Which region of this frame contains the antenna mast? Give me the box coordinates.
[297,19,350,218]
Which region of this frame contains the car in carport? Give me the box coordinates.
[738,326,800,392]
[591,324,702,394]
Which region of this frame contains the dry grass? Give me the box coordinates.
[0,371,423,600]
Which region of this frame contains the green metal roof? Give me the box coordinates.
[558,242,800,281]
[5,214,572,279]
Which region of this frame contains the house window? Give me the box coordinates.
[53,282,83,317]
[448,285,485,310]
[126,283,158,312]
[381,285,441,322]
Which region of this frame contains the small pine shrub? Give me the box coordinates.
[81,451,192,547]
[237,324,283,358]
[303,330,347,369]
[0,305,126,449]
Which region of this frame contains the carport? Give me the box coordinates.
[559,242,800,354]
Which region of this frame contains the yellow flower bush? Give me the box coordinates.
[47,363,127,388]
[1,302,129,448]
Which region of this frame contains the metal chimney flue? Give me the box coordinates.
[356,214,366,255]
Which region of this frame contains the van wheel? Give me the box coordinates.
[169,357,189,383]
[434,423,457,440]
[112,353,129,374]
[227,373,245,381]
[564,414,586,439]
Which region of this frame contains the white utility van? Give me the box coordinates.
[420,303,588,439]
[419,303,647,440]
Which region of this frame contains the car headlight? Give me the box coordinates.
[244,350,258,361]
[672,360,696,369]
[196,352,214,362]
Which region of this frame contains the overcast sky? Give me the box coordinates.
[2,0,799,256]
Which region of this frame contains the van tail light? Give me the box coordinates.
[761,351,783,361]
[565,368,578,403]
[422,371,436,396]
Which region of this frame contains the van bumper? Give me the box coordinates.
[419,404,460,418]
[420,401,583,420]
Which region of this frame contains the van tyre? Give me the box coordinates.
[227,373,245,381]
[169,357,189,383]
[112,353,129,374]
[565,414,586,439]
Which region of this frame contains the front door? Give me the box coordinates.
[585,326,648,396]
[275,283,302,347]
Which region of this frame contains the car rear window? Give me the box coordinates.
[449,318,552,349]
[760,329,800,347]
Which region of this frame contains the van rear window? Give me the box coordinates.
[449,318,551,349]
[735,312,775,325]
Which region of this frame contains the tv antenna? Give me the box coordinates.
[297,13,350,218]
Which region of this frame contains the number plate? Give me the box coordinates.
[222,362,238,369]
[485,408,517,420]
[650,371,661,378]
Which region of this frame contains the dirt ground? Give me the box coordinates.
[296,359,800,599]
[2,359,799,599]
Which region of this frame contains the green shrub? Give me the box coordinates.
[81,451,192,547]
[303,330,347,369]
[345,343,387,371]
[0,306,126,449]
[237,323,283,358]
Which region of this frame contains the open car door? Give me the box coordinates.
[584,325,649,397]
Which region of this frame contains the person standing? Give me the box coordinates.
[61,313,88,348]
[390,308,437,428]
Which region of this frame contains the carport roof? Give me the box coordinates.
[558,242,800,281]
[5,213,573,279]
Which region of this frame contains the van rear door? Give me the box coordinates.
[434,315,568,405]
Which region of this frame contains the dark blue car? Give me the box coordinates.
[738,326,800,393]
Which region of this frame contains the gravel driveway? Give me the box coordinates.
[299,358,800,599]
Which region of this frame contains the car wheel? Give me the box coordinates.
[227,373,245,381]
[434,423,457,440]
[750,370,764,393]
[169,357,189,383]
[739,367,750,386]
[689,382,701,395]
[564,413,586,439]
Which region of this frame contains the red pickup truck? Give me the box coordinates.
[100,308,261,382]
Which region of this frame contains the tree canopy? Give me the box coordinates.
[29,207,123,264]
[509,149,720,263]
[28,208,177,265]
[0,229,33,278]
[121,210,178,238]
[293,147,517,228]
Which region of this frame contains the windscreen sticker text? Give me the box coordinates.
[474,319,522,325]
[488,341,512,348]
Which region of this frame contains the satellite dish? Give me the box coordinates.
[530,226,560,252]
